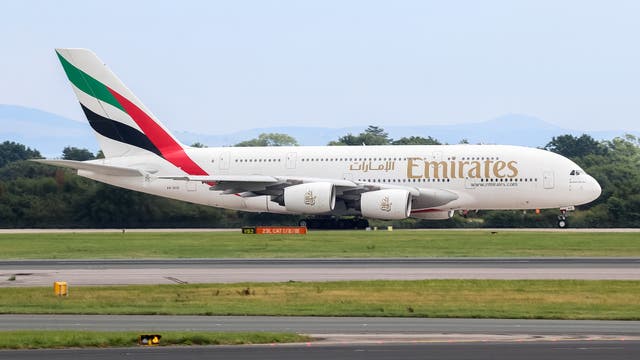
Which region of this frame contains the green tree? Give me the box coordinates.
[0,141,41,168]
[62,146,95,161]
[235,133,298,147]
[544,134,608,158]
[328,134,361,146]
[329,125,392,146]
[190,142,207,148]
[545,134,640,227]
[392,136,441,145]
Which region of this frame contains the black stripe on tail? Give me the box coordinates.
[80,103,163,157]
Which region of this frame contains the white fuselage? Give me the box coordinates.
[80,144,602,217]
[51,48,602,221]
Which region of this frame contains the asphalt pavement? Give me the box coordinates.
[2,315,639,336]
[1,341,639,360]
[2,258,639,286]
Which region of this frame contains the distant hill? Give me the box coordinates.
[176,114,638,147]
[2,104,637,156]
[0,105,97,157]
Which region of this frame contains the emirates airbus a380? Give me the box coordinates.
[39,49,601,228]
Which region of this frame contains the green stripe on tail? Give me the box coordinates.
[56,51,124,112]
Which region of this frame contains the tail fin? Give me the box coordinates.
[55,48,207,175]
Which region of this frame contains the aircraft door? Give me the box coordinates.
[286,152,297,169]
[219,152,230,170]
[543,171,554,189]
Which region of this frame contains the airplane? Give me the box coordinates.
[38,48,602,228]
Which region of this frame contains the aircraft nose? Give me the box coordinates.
[587,175,602,202]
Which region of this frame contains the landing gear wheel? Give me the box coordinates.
[557,215,568,229]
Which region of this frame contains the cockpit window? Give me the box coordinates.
[570,170,582,176]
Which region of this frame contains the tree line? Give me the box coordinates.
[0,128,637,228]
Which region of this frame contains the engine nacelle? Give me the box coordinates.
[284,182,336,214]
[360,189,412,220]
[238,195,292,214]
[411,210,454,220]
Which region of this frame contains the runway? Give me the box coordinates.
[2,315,639,359]
[4,258,640,268]
[2,315,640,336]
[1,228,639,233]
[1,258,639,286]
[2,258,638,358]
[2,341,639,360]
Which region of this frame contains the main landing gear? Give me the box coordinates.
[299,217,370,230]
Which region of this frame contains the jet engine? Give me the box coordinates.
[360,189,412,220]
[284,182,336,214]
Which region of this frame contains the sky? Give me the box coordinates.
[2,0,640,134]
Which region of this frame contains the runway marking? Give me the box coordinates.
[164,276,188,284]
[305,334,640,345]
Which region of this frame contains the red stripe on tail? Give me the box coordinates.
[107,87,208,176]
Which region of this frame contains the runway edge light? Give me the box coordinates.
[139,334,161,346]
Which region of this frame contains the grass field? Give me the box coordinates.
[1,280,639,320]
[0,230,638,259]
[0,331,310,349]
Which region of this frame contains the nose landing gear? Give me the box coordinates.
[557,206,574,229]
[557,213,568,228]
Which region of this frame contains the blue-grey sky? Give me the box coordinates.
[2,0,639,134]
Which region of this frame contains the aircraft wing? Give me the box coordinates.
[34,161,459,209]
[157,175,358,195]
[33,159,145,177]
[159,174,279,183]
[160,174,457,208]
[159,175,356,186]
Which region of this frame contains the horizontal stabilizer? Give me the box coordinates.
[33,159,144,177]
